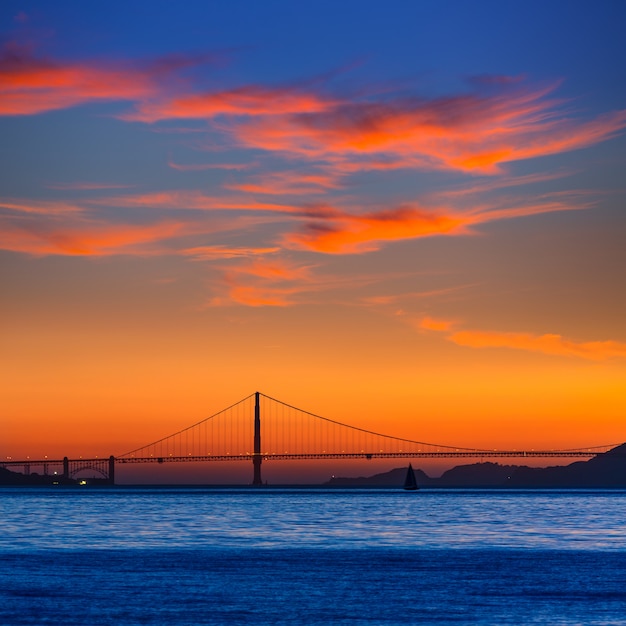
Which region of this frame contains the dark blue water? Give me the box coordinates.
[2,488,626,625]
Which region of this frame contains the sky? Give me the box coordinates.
[2,1,625,483]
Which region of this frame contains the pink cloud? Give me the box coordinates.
[3,45,623,182]
[0,46,157,115]
[231,82,626,174]
[224,171,342,195]
[124,85,337,122]
[208,258,317,307]
[0,198,84,215]
[90,190,299,214]
[0,218,185,256]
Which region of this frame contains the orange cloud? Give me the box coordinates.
[449,330,626,361]
[285,198,582,254]
[418,317,456,332]
[418,316,626,361]
[208,258,316,307]
[124,85,336,122]
[224,171,342,195]
[0,218,185,256]
[0,46,158,115]
[91,190,299,214]
[232,82,626,174]
[286,205,466,254]
[220,284,303,307]
[4,45,623,181]
[363,285,474,308]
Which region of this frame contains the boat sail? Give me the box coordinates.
[403,463,419,491]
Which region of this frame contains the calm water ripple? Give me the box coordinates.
[1,488,626,624]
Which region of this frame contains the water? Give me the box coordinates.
[1,488,626,624]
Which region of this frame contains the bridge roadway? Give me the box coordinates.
[1,448,604,469]
[112,450,606,462]
[1,449,611,485]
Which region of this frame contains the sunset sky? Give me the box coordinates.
[2,1,625,482]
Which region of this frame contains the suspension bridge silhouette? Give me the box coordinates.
[1,392,619,484]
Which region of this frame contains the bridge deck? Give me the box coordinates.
[1,450,602,469]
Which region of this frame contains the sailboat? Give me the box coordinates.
[403,463,419,491]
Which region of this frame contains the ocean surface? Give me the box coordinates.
[1,487,625,625]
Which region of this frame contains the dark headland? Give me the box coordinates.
[325,443,626,488]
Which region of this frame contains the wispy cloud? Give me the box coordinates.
[207,257,318,307]
[0,198,85,216]
[167,159,254,171]
[123,85,337,122]
[182,245,280,260]
[224,170,342,195]
[45,182,136,190]
[419,316,626,361]
[436,170,576,199]
[0,218,186,256]
[3,43,624,180]
[418,316,457,332]
[0,45,158,115]
[89,190,299,214]
[229,81,626,174]
[450,329,626,361]
[284,198,586,254]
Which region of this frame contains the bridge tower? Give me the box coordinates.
[109,455,115,485]
[253,391,262,485]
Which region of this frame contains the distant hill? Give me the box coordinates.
[324,443,626,488]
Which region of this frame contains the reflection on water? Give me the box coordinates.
[1,489,626,625]
[1,488,626,551]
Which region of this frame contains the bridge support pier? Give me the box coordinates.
[253,391,263,485]
[109,455,115,485]
[63,456,69,480]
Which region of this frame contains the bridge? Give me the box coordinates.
[1,392,619,484]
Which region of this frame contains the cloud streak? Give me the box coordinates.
[0,218,185,256]
[450,329,626,361]
[285,198,586,254]
[124,85,336,122]
[229,82,626,174]
[208,258,318,307]
[0,45,158,115]
[419,317,626,361]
